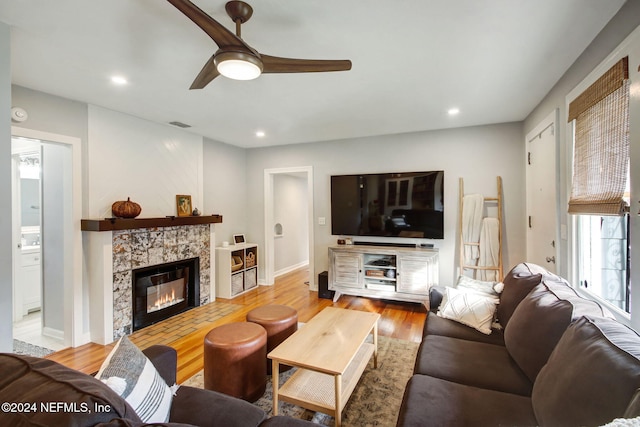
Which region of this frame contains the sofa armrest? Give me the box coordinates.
[142,345,177,386]
[429,286,446,312]
[170,385,267,427]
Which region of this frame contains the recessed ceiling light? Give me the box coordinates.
[255,130,266,138]
[111,76,128,85]
[448,108,460,116]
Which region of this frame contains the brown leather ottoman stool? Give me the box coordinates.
[203,322,267,402]
[246,304,298,374]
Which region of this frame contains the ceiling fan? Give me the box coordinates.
[166,0,352,88]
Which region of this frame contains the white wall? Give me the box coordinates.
[11,86,89,214]
[274,173,309,275]
[0,22,13,352]
[246,122,526,288]
[87,106,204,218]
[202,138,247,245]
[524,1,640,279]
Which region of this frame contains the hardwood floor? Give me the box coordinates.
[46,267,427,383]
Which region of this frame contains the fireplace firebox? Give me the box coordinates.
[132,257,200,331]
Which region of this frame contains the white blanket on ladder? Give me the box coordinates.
[462,194,484,265]
[478,217,500,281]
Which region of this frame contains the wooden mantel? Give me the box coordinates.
[81,215,223,232]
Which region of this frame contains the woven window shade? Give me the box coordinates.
[568,56,630,216]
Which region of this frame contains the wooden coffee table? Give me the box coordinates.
[268,307,380,426]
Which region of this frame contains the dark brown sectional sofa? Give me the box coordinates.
[0,344,313,427]
[397,263,640,427]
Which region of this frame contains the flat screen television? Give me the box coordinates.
[331,171,444,239]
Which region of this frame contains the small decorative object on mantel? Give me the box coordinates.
[176,195,192,217]
[111,197,142,218]
[192,207,201,216]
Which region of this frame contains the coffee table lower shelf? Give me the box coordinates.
[277,342,375,417]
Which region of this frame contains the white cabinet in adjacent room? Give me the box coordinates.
[19,247,42,316]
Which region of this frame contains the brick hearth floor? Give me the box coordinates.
[127,300,242,349]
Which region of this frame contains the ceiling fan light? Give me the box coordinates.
[215,51,263,80]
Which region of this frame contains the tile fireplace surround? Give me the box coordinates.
[84,219,217,345]
[113,225,211,338]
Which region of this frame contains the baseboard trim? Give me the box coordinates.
[42,326,64,341]
[275,261,309,278]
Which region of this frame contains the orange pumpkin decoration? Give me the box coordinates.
[112,197,142,218]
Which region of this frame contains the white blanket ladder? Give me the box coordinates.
[458,176,503,281]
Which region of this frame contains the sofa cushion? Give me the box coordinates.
[0,353,141,426]
[396,374,537,427]
[142,345,178,387]
[504,274,611,382]
[414,335,532,396]
[423,312,505,345]
[532,316,640,427]
[93,419,195,426]
[437,286,499,334]
[170,385,267,427]
[96,336,173,423]
[496,262,544,327]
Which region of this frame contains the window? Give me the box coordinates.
[569,56,630,314]
[576,214,630,312]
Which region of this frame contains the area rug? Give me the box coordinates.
[12,339,55,358]
[182,336,418,426]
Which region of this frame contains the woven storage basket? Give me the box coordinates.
[231,255,243,272]
[245,252,256,268]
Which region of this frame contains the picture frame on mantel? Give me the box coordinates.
[176,195,192,217]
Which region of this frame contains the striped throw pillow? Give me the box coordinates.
[96,336,173,422]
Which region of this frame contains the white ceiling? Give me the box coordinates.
[0,0,626,148]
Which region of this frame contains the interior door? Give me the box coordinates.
[526,114,558,273]
[11,153,23,322]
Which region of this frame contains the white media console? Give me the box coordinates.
[328,244,438,304]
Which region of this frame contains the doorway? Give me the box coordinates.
[11,127,83,351]
[264,167,314,289]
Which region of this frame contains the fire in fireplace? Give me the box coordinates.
[147,278,185,313]
[132,258,200,331]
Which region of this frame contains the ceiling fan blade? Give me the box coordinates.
[166,0,250,50]
[189,55,220,89]
[261,55,352,74]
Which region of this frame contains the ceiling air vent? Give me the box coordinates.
[169,121,191,128]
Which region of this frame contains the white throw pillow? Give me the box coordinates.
[456,275,502,298]
[96,336,173,423]
[493,281,505,294]
[437,286,499,335]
